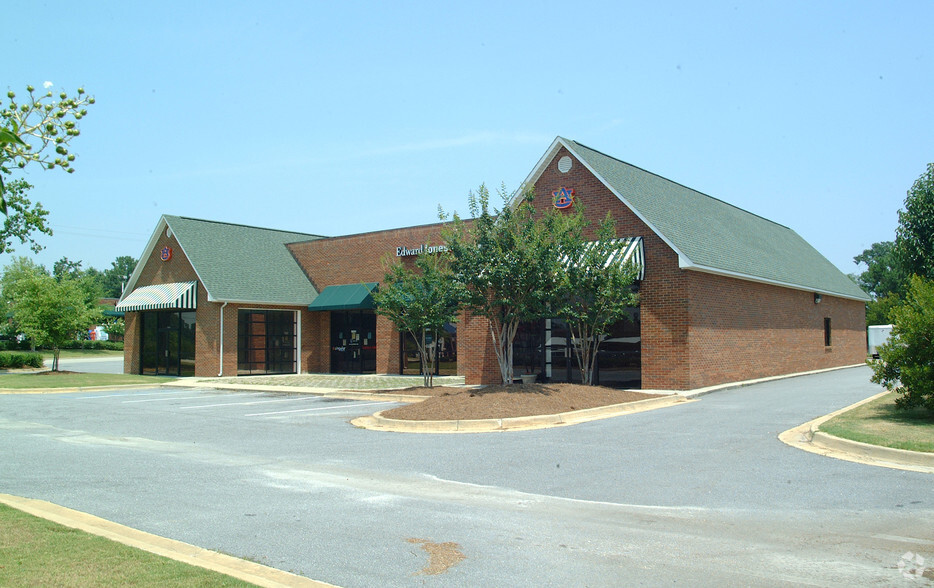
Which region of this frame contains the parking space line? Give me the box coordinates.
[123,392,262,404]
[179,396,321,410]
[75,390,195,400]
[245,401,393,417]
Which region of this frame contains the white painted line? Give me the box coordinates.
[75,390,193,399]
[245,401,393,417]
[123,392,262,404]
[179,396,321,410]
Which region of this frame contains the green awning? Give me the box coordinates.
[308,283,377,311]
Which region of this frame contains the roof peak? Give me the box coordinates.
[560,137,792,232]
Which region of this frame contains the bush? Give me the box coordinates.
[0,351,43,369]
[58,340,124,351]
[871,275,934,413]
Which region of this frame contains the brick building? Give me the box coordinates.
[117,137,869,390]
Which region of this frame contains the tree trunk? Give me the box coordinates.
[52,347,60,372]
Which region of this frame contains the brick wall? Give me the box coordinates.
[685,271,866,388]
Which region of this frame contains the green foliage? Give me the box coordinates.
[555,213,640,385]
[0,178,51,254]
[372,253,463,387]
[853,241,906,300]
[865,292,901,326]
[58,339,123,351]
[870,275,934,414]
[0,351,43,368]
[894,163,934,280]
[1,257,101,371]
[442,184,571,384]
[101,255,138,298]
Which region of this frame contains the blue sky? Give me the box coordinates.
[5,1,933,279]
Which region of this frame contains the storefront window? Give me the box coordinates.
[139,310,196,377]
[513,309,640,388]
[400,324,457,376]
[237,310,297,375]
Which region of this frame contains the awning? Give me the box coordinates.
[564,237,644,280]
[308,283,377,311]
[116,281,198,312]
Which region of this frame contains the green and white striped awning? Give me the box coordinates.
[563,237,644,280]
[116,281,198,312]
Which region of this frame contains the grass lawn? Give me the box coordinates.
[819,391,934,453]
[0,503,255,587]
[0,372,176,389]
[39,349,124,360]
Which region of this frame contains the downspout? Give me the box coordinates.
[218,302,228,376]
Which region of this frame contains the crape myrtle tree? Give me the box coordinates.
[1,84,94,218]
[555,212,640,385]
[870,275,934,414]
[371,252,464,388]
[441,184,571,385]
[2,257,101,370]
[0,178,52,254]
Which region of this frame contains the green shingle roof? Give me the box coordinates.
[557,138,869,301]
[164,215,323,304]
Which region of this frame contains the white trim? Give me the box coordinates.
[218,301,228,377]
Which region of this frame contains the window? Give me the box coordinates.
[824,317,832,347]
[237,310,297,375]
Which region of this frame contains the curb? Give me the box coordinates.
[778,391,934,474]
[0,493,335,588]
[351,394,693,433]
[166,380,431,403]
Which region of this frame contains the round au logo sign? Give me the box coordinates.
[160,246,173,261]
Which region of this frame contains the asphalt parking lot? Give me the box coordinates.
[1,366,932,587]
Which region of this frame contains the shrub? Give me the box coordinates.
[871,275,934,413]
[0,351,43,369]
[58,340,123,351]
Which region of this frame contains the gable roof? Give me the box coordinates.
[122,215,324,305]
[525,137,869,301]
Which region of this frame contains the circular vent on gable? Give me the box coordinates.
[557,156,573,173]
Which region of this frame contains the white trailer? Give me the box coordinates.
[867,324,893,358]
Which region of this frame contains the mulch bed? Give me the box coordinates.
[379,383,661,421]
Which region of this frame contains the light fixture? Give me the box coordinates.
[814,293,822,304]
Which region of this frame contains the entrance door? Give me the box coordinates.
[330,311,376,374]
[140,311,196,377]
[155,326,178,375]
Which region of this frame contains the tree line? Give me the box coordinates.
[853,163,934,413]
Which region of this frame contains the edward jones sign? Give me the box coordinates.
[395,244,448,257]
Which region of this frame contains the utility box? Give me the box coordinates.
[867,324,893,359]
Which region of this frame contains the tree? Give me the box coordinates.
[372,253,463,387]
[555,213,640,385]
[853,241,906,300]
[2,257,101,370]
[870,275,934,414]
[852,241,908,326]
[1,84,95,212]
[101,255,138,298]
[895,163,934,280]
[0,178,52,254]
[442,184,568,385]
